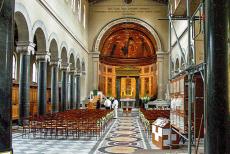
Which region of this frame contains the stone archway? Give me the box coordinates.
[14,5,35,123]
[49,38,59,112]
[94,17,162,52]
[92,18,166,99]
[33,25,49,115]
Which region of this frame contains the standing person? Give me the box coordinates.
[112,97,119,119]
[104,97,111,110]
[96,99,101,109]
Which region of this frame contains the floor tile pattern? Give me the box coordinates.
[95,114,148,154]
[13,137,97,154]
[12,109,158,154]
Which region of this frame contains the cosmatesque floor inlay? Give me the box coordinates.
[95,113,151,154]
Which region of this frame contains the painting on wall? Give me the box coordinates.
[99,22,157,66]
[102,29,154,58]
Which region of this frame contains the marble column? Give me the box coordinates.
[135,77,140,107]
[76,74,81,109]
[50,61,59,112]
[116,77,121,99]
[116,77,121,108]
[0,0,14,152]
[105,76,108,95]
[73,74,78,109]
[92,52,100,90]
[156,51,164,99]
[69,70,75,109]
[61,66,68,111]
[36,53,50,115]
[205,0,230,153]
[16,42,35,124]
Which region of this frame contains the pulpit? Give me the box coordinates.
[152,118,179,149]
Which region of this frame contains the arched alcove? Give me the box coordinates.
[175,58,180,73]
[33,28,46,53]
[181,57,185,70]
[69,54,75,70]
[49,39,59,62]
[96,21,160,99]
[61,47,68,65]
[14,12,29,42]
[76,58,81,73]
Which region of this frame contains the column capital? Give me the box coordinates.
[60,63,69,71]
[69,69,75,75]
[74,72,81,76]
[82,71,86,75]
[60,66,69,71]
[50,58,61,67]
[36,52,50,62]
[50,58,62,66]
[16,41,35,55]
[92,51,100,58]
[156,50,167,57]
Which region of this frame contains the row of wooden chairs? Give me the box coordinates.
[22,109,114,140]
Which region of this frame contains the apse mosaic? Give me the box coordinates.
[102,29,154,58]
[99,22,157,66]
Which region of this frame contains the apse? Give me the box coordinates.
[99,22,157,66]
[98,22,158,99]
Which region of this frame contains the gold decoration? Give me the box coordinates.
[116,66,140,77]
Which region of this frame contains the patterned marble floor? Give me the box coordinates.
[12,110,158,154]
[12,122,112,154]
[13,138,97,154]
[93,111,156,154]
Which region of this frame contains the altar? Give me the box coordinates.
[120,98,136,109]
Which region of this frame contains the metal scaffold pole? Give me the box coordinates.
[168,2,172,152]
[187,0,193,153]
[202,1,207,153]
[168,1,206,153]
[168,3,172,80]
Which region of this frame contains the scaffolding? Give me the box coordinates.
[167,1,205,154]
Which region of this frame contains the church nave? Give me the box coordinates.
[0,0,229,154]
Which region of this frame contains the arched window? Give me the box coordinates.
[77,0,81,21]
[175,58,180,73]
[83,5,86,28]
[82,61,86,74]
[181,57,185,70]
[71,0,76,12]
[32,63,37,83]
[12,54,17,80]
[171,61,174,73]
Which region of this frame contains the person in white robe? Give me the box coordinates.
[104,97,111,110]
[112,98,119,118]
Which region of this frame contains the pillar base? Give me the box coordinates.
[0,148,13,154]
